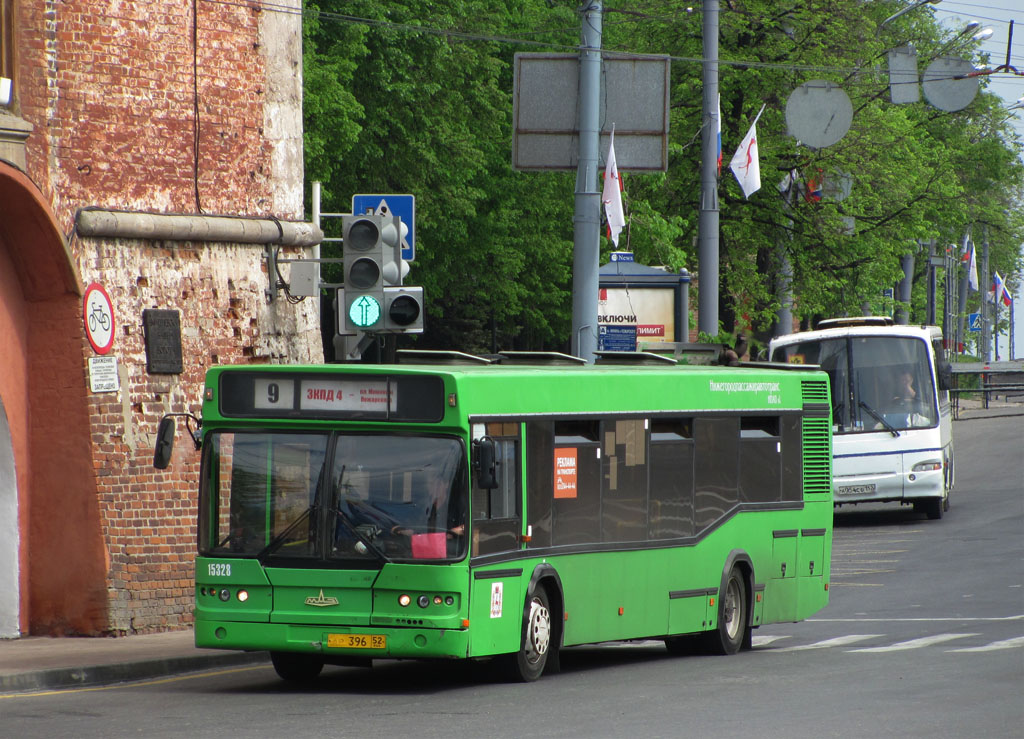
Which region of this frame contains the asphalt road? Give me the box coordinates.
[2,414,1021,739]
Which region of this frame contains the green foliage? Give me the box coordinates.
[302,0,1024,353]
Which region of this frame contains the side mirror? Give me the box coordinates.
[153,417,176,469]
[936,360,953,391]
[473,437,499,490]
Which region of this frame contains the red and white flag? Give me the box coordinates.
[603,129,626,246]
[729,104,766,199]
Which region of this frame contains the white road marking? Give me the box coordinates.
[947,636,1024,653]
[848,633,978,652]
[751,634,790,647]
[769,634,883,652]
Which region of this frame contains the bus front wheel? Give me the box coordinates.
[505,587,553,682]
[706,567,749,655]
[271,651,324,683]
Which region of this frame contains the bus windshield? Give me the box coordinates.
[199,431,467,562]
[771,336,937,434]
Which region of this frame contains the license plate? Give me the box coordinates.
[836,484,876,496]
[327,633,386,649]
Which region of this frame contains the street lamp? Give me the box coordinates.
[880,0,942,31]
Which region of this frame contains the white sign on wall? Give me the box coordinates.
[88,356,119,393]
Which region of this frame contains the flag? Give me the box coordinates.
[603,129,626,247]
[964,243,979,291]
[805,170,824,203]
[993,271,1012,307]
[716,94,722,176]
[729,104,766,199]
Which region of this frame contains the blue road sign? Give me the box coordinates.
[352,194,415,261]
[598,325,637,352]
[968,312,981,332]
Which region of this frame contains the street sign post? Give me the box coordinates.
[352,194,415,261]
[968,312,981,332]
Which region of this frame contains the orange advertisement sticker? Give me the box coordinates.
[554,447,578,499]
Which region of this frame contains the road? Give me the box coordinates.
[2,414,1021,739]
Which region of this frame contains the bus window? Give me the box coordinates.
[649,418,694,539]
[740,417,781,503]
[552,420,601,546]
[850,337,937,432]
[601,419,648,543]
[525,421,553,549]
[331,434,467,561]
[200,432,327,557]
[471,425,521,558]
[694,418,740,531]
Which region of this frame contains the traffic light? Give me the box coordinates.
[340,213,422,334]
[341,214,403,332]
[384,286,425,333]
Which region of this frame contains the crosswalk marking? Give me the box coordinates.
[751,635,790,647]
[947,636,1024,653]
[768,634,883,652]
[847,633,978,652]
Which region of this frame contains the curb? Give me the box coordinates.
[0,651,270,694]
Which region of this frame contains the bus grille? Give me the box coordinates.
[802,418,832,496]
[800,379,829,405]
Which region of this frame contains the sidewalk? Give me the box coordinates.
[0,629,269,693]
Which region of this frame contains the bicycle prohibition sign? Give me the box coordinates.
[83,282,115,355]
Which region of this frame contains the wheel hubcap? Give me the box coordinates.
[723,580,741,640]
[524,598,551,663]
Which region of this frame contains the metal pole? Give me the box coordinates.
[312,182,322,323]
[981,229,990,362]
[697,0,720,337]
[571,1,602,362]
[926,241,936,325]
[956,233,970,355]
[896,252,915,325]
[678,268,691,342]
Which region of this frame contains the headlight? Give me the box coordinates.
[912,460,942,472]
[398,594,411,607]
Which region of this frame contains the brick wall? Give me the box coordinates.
[11,0,319,634]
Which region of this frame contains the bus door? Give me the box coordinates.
[468,423,524,655]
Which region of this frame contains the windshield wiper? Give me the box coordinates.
[257,505,317,560]
[859,401,900,437]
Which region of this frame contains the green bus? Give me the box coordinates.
[154,350,833,682]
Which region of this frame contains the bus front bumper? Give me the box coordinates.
[195,619,471,660]
[833,459,944,504]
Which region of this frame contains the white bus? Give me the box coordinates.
[768,317,954,519]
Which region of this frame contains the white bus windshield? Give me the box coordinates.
[772,336,937,434]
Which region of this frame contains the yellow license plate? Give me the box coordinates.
[327,633,386,649]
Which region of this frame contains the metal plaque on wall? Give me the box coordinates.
[143,309,183,374]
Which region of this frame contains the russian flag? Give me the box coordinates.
[993,271,1013,307]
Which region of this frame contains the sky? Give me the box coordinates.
[933,0,1023,360]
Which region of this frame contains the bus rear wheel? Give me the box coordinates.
[505,587,553,682]
[706,567,749,655]
[270,651,324,683]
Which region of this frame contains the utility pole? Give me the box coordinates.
[896,251,915,325]
[981,229,990,362]
[570,2,602,362]
[697,0,720,337]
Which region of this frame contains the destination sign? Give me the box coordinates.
[218,372,444,422]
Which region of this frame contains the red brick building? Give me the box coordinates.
[0,0,322,636]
